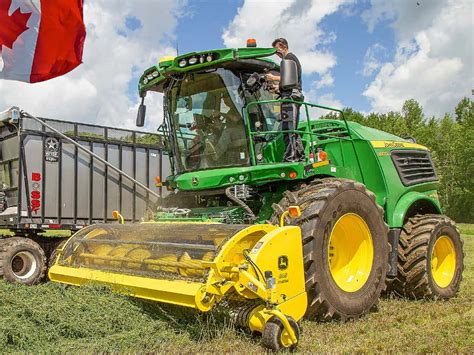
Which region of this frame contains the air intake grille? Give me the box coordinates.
[391,150,437,186]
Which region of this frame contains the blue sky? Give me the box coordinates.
[175,0,470,120]
[316,2,395,110]
[122,0,398,113]
[124,0,423,114]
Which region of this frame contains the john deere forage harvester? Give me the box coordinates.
[49,41,464,351]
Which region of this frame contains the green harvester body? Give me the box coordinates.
[138,47,441,229]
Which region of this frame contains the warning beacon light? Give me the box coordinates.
[246,38,257,47]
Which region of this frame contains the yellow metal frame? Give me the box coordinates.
[112,211,125,224]
[49,222,307,347]
[279,205,301,227]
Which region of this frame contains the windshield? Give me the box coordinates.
[168,69,250,172]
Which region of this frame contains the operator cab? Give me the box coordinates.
[163,60,283,172]
[170,68,248,171]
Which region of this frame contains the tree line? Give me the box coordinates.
[337,98,473,223]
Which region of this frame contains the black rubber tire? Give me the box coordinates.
[0,237,47,285]
[261,316,300,352]
[0,238,6,277]
[389,214,464,299]
[271,178,389,321]
[48,239,68,269]
[0,191,7,213]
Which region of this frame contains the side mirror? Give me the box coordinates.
[136,102,146,127]
[280,59,298,91]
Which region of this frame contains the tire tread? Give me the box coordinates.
[271,178,389,321]
[389,214,464,299]
[0,237,47,284]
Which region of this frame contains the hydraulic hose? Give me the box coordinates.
[225,187,256,222]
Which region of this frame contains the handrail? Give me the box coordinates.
[20,111,160,199]
[243,99,351,165]
[246,99,345,115]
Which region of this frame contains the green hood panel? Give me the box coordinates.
[347,121,406,141]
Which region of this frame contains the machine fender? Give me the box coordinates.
[387,229,401,277]
[391,192,442,228]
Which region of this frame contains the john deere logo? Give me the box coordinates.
[278,255,288,270]
[192,177,199,186]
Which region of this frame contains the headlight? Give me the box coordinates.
[188,57,198,65]
[206,54,213,62]
[143,78,148,84]
[199,55,205,63]
[178,59,187,67]
[152,71,159,77]
[147,73,153,80]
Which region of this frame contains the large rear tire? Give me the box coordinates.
[389,214,464,299]
[0,237,47,285]
[271,178,389,321]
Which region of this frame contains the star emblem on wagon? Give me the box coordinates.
[45,137,59,151]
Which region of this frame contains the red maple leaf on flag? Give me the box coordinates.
[0,0,32,49]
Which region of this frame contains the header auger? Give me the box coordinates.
[48,41,464,351]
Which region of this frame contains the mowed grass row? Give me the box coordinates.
[0,226,472,353]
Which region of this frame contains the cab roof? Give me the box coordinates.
[138,47,277,95]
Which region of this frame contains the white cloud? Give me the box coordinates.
[315,72,334,89]
[0,0,187,130]
[362,0,472,116]
[304,79,344,118]
[222,0,353,93]
[299,51,336,77]
[362,43,385,77]
[305,85,343,108]
[362,0,447,41]
[316,93,343,109]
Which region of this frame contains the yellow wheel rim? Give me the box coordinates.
[328,213,374,292]
[431,236,456,288]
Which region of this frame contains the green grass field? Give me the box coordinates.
[0,226,472,353]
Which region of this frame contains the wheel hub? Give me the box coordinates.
[11,251,37,279]
[328,213,374,292]
[431,235,456,288]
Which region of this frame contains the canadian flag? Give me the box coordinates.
[0,0,86,83]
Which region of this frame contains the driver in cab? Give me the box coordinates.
[200,91,248,167]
